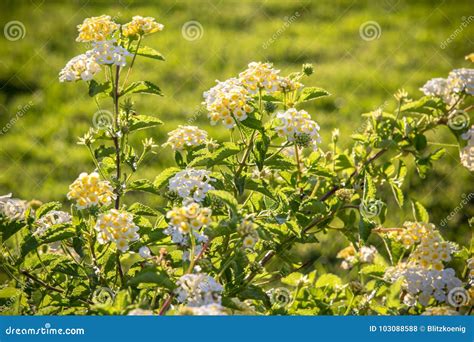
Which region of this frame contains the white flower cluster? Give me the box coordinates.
[203,77,253,128]
[337,244,377,270]
[237,219,259,249]
[386,265,462,306]
[420,68,474,104]
[238,62,281,95]
[181,303,227,315]
[163,125,208,151]
[460,125,474,171]
[67,172,116,209]
[59,53,101,82]
[95,209,140,252]
[0,194,29,221]
[90,40,132,67]
[276,108,321,150]
[467,257,474,286]
[168,169,215,202]
[175,273,223,307]
[164,201,212,249]
[35,210,72,236]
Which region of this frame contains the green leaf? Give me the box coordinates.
[128,202,159,216]
[19,224,75,259]
[88,80,112,97]
[0,287,22,298]
[334,154,354,171]
[188,142,240,167]
[153,167,181,189]
[429,148,445,161]
[129,115,163,132]
[237,285,271,307]
[401,96,444,115]
[127,267,175,290]
[35,202,62,219]
[414,134,427,151]
[246,179,276,199]
[122,81,163,97]
[208,190,238,214]
[127,179,161,195]
[411,199,429,222]
[130,45,165,61]
[298,87,330,102]
[360,264,386,277]
[94,145,115,159]
[359,218,375,241]
[315,273,342,288]
[389,180,404,207]
[240,115,263,130]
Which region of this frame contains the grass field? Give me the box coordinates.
[0,0,473,247]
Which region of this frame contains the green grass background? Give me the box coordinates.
[0,0,472,252]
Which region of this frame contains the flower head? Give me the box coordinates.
[237,218,259,250]
[0,194,29,221]
[76,15,119,42]
[420,78,447,98]
[59,53,101,82]
[238,62,281,95]
[90,40,132,67]
[35,210,72,236]
[276,108,321,150]
[168,169,215,202]
[163,125,208,151]
[422,306,459,316]
[67,172,115,209]
[95,209,140,252]
[460,127,474,171]
[175,273,223,307]
[179,303,227,316]
[447,68,474,95]
[164,201,211,248]
[203,78,253,128]
[139,246,152,259]
[122,16,164,38]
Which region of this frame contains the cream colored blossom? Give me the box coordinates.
[67,172,115,209]
[422,306,459,315]
[95,209,139,252]
[90,39,132,67]
[122,16,164,38]
[175,273,223,307]
[276,108,321,150]
[76,15,119,42]
[168,169,215,202]
[238,62,281,95]
[237,219,259,249]
[0,194,29,221]
[163,125,208,151]
[203,78,253,128]
[35,210,72,236]
[59,53,101,82]
[164,201,212,247]
[460,131,474,171]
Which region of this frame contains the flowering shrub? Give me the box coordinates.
[0,15,473,316]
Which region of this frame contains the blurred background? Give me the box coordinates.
[0,0,472,264]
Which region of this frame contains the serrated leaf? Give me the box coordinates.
[127,267,175,290]
[130,45,165,61]
[122,81,163,96]
[237,285,271,307]
[19,224,75,259]
[129,115,163,132]
[334,154,354,171]
[128,202,159,216]
[241,115,262,130]
[0,219,26,243]
[315,273,342,288]
[389,180,404,207]
[153,167,181,190]
[35,202,62,219]
[360,264,386,277]
[411,199,429,222]
[127,179,161,195]
[208,190,238,214]
[245,179,276,200]
[188,142,240,167]
[298,87,330,102]
[88,80,112,97]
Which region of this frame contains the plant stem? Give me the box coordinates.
[121,36,142,89]
[294,144,302,182]
[113,65,121,209]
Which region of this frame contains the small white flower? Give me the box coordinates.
[139,246,152,259]
[175,273,223,307]
[275,108,321,150]
[168,169,215,202]
[35,210,72,236]
[163,126,208,151]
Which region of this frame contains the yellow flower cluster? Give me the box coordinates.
[164,125,208,151]
[278,76,303,92]
[396,222,455,271]
[164,201,212,246]
[122,16,164,38]
[238,62,281,95]
[76,15,119,42]
[203,78,253,128]
[237,219,259,249]
[397,221,436,247]
[95,209,140,252]
[67,172,115,209]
